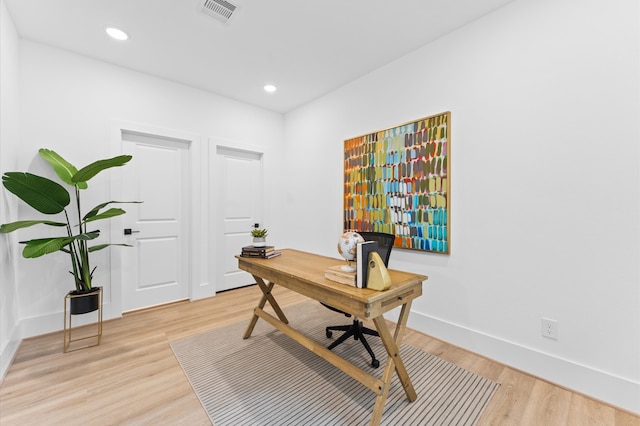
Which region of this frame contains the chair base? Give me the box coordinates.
[326,319,380,368]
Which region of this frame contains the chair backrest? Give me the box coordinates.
[358,232,394,267]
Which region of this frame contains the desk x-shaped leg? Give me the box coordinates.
[370,300,417,425]
[243,275,288,339]
[242,275,416,426]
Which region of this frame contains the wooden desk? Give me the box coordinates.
[237,249,427,425]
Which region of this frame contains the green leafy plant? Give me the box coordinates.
[251,228,268,238]
[0,148,139,292]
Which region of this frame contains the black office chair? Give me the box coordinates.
[324,231,395,368]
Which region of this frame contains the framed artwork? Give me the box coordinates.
[343,111,450,254]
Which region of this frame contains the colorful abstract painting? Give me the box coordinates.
[343,112,450,254]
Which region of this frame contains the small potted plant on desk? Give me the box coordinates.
[0,148,138,316]
[251,228,268,247]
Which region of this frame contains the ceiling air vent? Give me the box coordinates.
[200,0,238,24]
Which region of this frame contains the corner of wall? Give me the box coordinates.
[0,0,23,386]
[0,325,21,383]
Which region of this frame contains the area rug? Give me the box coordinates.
[171,301,499,425]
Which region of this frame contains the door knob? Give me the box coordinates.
[124,228,140,235]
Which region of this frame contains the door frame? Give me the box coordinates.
[109,121,210,317]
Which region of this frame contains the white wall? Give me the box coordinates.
[0,0,22,380]
[282,0,639,413]
[2,0,638,414]
[6,40,284,337]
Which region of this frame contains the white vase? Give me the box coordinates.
[253,237,266,247]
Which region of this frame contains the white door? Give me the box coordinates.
[216,147,263,292]
[120,132,190,311]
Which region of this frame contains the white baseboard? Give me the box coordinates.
[19,302,121,339]
[405,309,640,415]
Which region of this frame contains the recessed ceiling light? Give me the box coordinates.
[264,84,277,93]
[105,27,129,41]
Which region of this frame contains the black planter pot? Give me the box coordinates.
[69,288,100,315]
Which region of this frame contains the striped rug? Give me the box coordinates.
[171,301,499,425]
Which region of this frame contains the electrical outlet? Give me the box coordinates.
[541,318,558,340]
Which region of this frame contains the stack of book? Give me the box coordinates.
[240,245,281,259]
[324,265,356,285]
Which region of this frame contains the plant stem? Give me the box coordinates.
[64,209,82,291]
[75,186,91,290]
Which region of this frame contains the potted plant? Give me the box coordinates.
[0,148,137,314]
[251,228,268,247]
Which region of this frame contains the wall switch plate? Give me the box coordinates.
[541,318,558,340]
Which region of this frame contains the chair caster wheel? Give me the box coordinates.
[372,359,380,368]
[326,330,332,338]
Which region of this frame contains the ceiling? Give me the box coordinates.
[4,0,516,113]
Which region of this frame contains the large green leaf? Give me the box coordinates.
[89,243,133,252]
[74,231,100,241]
[83,200,141,221]
[20,237,74,258]
[72,155,132,183]
[19,230,99,258]
[38,148,88,189]
[84,208,125,224]
[0,220,67,233]
[2,172,70,214]
[84,201,111,219]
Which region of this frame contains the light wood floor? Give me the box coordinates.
[1,285,638,425]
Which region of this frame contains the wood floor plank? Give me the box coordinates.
[1,285,638,425]
[521,380,572,425]
[568,393,616,425]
